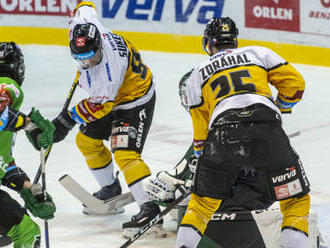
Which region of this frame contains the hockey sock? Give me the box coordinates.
[129,180,150,206]
[281,228,307,248]
[90,161,115,187]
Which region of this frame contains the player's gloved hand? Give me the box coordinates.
[25,108,55,150]
[52,110,76,143]
[20,184,56,220]
[144,155,197,205]
[2,166,29,191]
[0,89,12,112]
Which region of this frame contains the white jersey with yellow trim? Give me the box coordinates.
[186,46,305,142]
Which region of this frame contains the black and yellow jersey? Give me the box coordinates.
[185,46,305,152]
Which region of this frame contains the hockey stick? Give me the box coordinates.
[32,71,80,185]
[287,121,330,139]
[59,174,135,214]
[40,148,50,248]
[119,186,190,248]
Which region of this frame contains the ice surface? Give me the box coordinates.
[5,45,330,247]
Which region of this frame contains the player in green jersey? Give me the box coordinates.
[0,42,56,248]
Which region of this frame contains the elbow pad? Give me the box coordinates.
[0,106,26,132]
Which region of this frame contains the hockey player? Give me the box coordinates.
[172,17,310,248]
[0,42,56,248]
[48,1,165,239]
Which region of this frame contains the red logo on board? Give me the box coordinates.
[321,0,330,8]
[245,0,300,32]
[0,0,83,16]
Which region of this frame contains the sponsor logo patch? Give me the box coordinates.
[76,37,86,47]
[111,135,129,149]
[274,179,302,199]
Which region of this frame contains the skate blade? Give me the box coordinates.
[122,224,167,240]
[83,207,125,216]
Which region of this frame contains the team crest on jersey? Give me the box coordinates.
[76,37,86,47]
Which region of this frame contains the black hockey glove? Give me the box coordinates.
[2,166,30,191]
[52,110,76,143]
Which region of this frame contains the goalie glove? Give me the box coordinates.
[145,154,197,205]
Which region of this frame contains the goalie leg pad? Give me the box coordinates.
[76,131,112,169]
[280,193,310,235]
[114,150,151,186]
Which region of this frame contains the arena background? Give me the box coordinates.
[1,0,330,66]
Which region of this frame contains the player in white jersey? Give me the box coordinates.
[49,1,166,239]
[175,17,310,248]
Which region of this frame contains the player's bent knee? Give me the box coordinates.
[280,193,310,235]
[76,131,112,169]
[114,150,151,186]
[7,214,41,248]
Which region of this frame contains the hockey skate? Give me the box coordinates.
[83,178,125,215]
[122,202,167,239]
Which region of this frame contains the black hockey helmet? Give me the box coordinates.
[69,23,102,68]
[0,42,25,86]
[202,17,239,55]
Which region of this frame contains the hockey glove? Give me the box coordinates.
[20,184,56,220]
[52,110,76,143]
[25,108,55,150]
[145,155,197,205]
[2,166,30,191]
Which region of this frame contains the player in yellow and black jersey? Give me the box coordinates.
[39,2,166,239]
[176,17,310,248]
